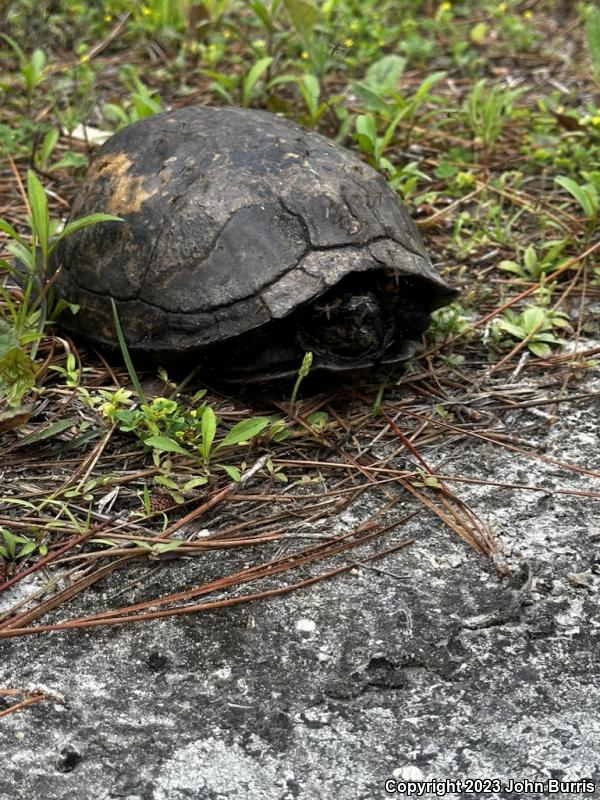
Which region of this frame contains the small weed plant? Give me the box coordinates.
[492,305,571,357]
[0,170,121,406]
[462,79,523,160]
[100,389,271,479]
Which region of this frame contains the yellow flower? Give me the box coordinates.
[435,1,452,20]
[590,115,600,127]
[523,10,533,19]
[79,54,90,63]
[301,50,308,60]
[140,6,151,16]
[344,37,353,48]
[498,2,507,11]
[103,14,112,22]
[223,29,231,38]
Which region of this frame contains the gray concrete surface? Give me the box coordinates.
[1,373,599,800]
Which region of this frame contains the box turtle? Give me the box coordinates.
[51,107,457,381]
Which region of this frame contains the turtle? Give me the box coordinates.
[50,106,457,382]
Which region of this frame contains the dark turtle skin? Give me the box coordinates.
[51,106,457,381]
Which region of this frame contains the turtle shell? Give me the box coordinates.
[52,106,457,379]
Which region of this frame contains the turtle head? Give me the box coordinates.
[298,289,391,360]
[296,272,431,364]
[211,272,434,384]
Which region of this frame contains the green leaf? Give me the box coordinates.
[0,346,37,407]
[131,92,162,118]
[23,417,78,445]
[351,82,389,114]
[208,82,235,105]
[269,420,292,442]
[141,484,151,514]
[17,541,37,558]
[30,48,45,79]
[151,541,182,555]
[433,161,457,179]
[290,351,313,409]
[50,152,88,171]
[132,540,153,551]
[533,332,561,343]
[282,0,319,42]
[585,7,600,76]
[528,341,552,357]
[355,132,375,154]
[364,54,406,91]
[549,316,571,330]
[249,0,276,33]
[90,538,118,548]
[144,435,189,455]
[103,103,130,127]
[523,246,538,275]
[0,33,26,64]
[470,22,488,44]
[27,170,50,264]
[37,127,59,168]
[306,411,328,432]
[7,241,35,272]
[414,71,446,102]
[182,476,209,492]
[0,218,27,247]
[53,213,123,245]
[299,73,320,115]
[49,298,80,321]
[0,318,19,357]
[111,299,146,403]
[218,416,270,448]
[155,475,180,490]
[200,406,217,463]
[355,114,377,147]
[0,529,17,559]
[541,237,569,264]
[301,73,319,100]
[380,108,408,152]
[555,176,597,218]
[497,260,523,275]
[268,73,300,89]
[496,319,525,339]
[522,306,545,333]
[242,56,273,106]
[220,464,242,482]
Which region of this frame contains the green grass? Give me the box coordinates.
[1,0,597,372]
